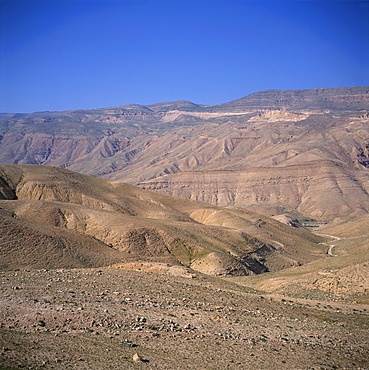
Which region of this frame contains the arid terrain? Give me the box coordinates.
[1,267,368,369]
[1,87,369,220]
[0,164,324,275]
[1,87,369,369]
[0,164,368,369]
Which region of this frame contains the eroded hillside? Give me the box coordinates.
[225,214,369,304]
[0,164,325,275]
[1,87,368,222]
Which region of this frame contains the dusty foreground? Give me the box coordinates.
[0,268,368,369]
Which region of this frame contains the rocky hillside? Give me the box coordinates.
[0,164,324,274]
[1,87,369,221]
[140,160,369,220]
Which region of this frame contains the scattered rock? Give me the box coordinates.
[132,353,144,362]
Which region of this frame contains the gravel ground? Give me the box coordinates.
[1,267,368,369]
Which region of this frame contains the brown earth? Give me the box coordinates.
[0,164,325,276]
[1,164,368,309]
[1,88,369,369]
[1,267,368,369]
[225,215,369,305]
[213,86,369,111]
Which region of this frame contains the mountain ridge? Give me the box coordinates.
[213,86,369,111]
[1,86,368,221]
[1,86,368,115]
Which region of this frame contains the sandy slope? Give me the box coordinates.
[0,164,324,276]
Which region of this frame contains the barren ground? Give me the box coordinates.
[1,267,368,369]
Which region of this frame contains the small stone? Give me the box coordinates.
[132,353,144,362]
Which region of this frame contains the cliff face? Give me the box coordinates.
[1,87,369,220]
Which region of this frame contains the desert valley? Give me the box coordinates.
[1,87,369,369]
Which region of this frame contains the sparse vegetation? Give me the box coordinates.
[1,87,369,368]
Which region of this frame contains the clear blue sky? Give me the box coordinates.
[1,0,369,113]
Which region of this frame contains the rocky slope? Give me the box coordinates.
[1,87,369,221]
[0,164,324,275]
[1,267,368,369]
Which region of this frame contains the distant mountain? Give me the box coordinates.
[213,86,369,111]
[1,87,368,221]
[147,100,204,112]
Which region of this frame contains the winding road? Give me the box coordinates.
[315,234,341,257]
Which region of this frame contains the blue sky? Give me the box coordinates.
[1,0,369,113]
